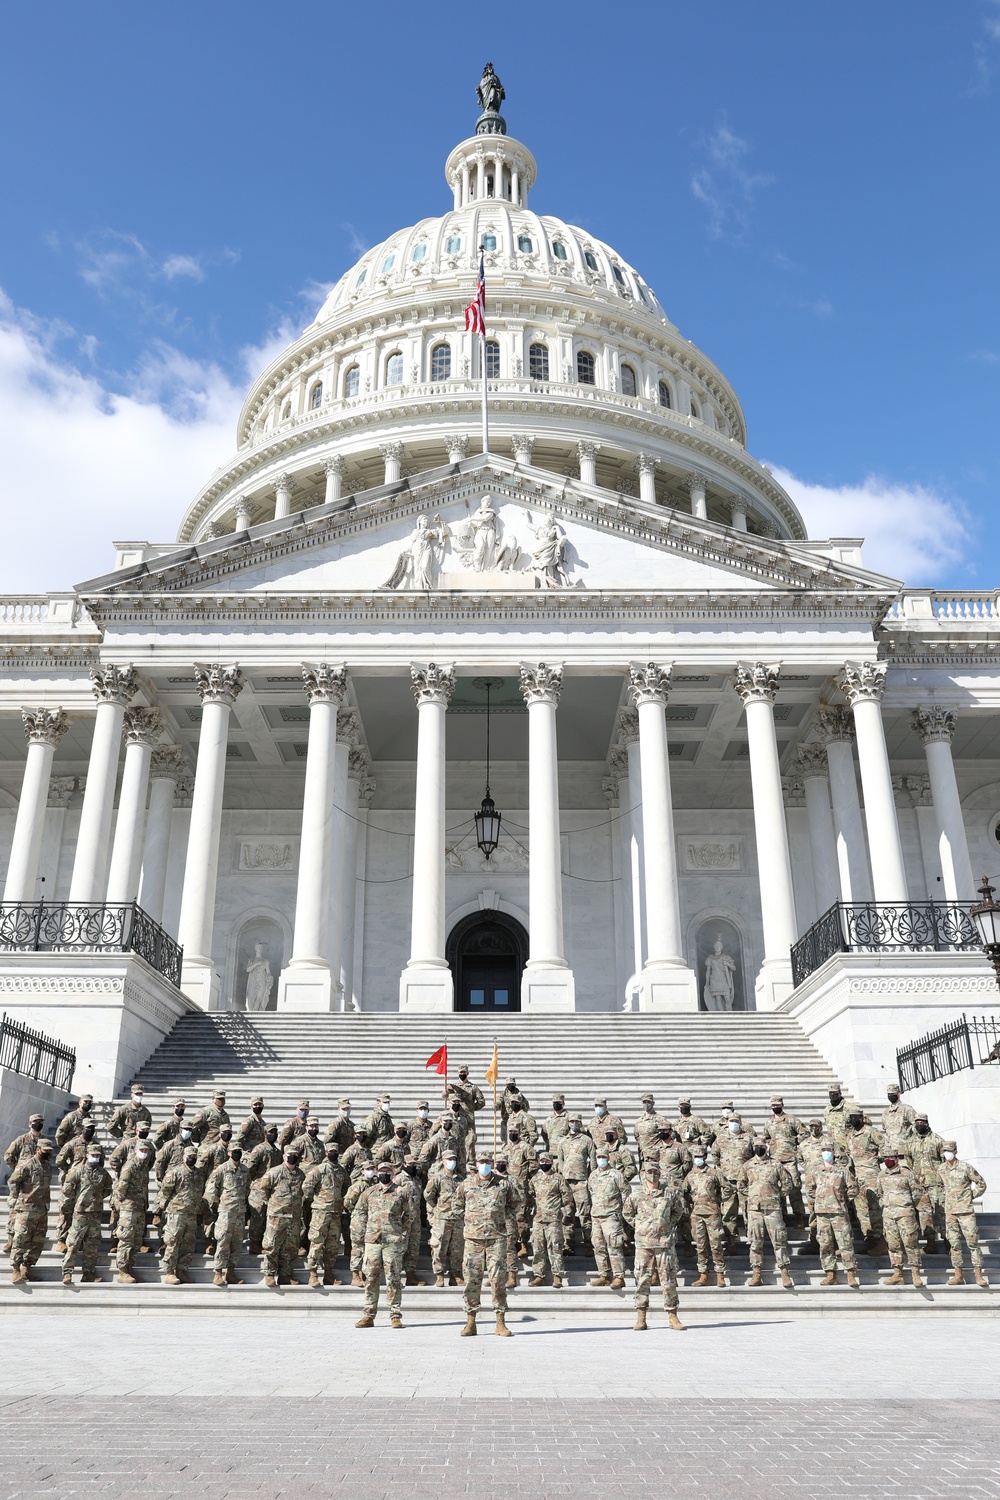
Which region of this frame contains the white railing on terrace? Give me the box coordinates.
[888,590,1000,624]
[0,594,87,628]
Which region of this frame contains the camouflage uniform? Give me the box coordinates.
[881,1093,916,1162]
[156,1159,205,1281]
[425,1163,465,1281]
[813,1156,858,1278]
[374,1131,411,1171]
[108,1095,151,1141]
[62,1156,113,1281]
[55,1099,94,1149]
[556,1125,596,1248]
[362,1100,395,1150]
[189,1097,230,1147]
[346,1172,377,1280]
[540,1097,572,1154]
[457,1168,516,1317]
[294,1126,326,1169]
[876,1160,929,1279]
[341,1135,377,1180]
[684,1160,727,1279]
[419,1122,467,1176]
[55,1130,97,1247]
[649,1130,693,1250]
[528,1159,573,1283]
[674,1101,714,1146]
[8,1152,52,1277]
[495,1165,522,1283]
[623,1179,684,1314]
[397,1163,424,1282]
[633,1099,671,1166]
[258,1161,306,1283]
[739,1154,795,1281]
[196,1130,234,1248]
[505,1132,538,1251]
[3,1121,48,1232]
[302,1155,348,1283]
[277,1104,310,1150]
[406,1105,435,1160]
[846,1117,886,1243]
[603,1138,638,1184]
[113,1151,154,1276]
[448,1074,486,1115]
[940,1148,987,1279]
[909,1118,948,1244]
[823,1095,854,1162]
[797,1123,830,1241]
[324,1102,357,1153]
[156,1130,195,1183]
[355,1177,415,1321]
[588,1100,627,1149]
[439,1100,478,1162]
[588,1163,627,1284]
[205,1157,250,1281]
[761,1101,806,1222]
[498,1081,530,1135]
[504,1102,535,1152]
[245,1135,282,1252]
[236,1101,267,1152]
[154,1102,187,1152]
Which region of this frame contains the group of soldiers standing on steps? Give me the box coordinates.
[1,1066,990,1333]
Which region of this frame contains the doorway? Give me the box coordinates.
[447,911,527,1012]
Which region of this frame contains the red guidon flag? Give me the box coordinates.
[425,1044,448,1075]
[464,254,486,335]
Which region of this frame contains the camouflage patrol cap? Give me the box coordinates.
[552,1093,565,1103]
[377,1093,391,1102]
[720,1100,734,1109]
[478,1150,494,1163]
[678,1096,692,1105]
[416,1100,429,1109]
[297,1098,310,1108]
[640,1092,655,1103]
[593,1096,607,1105]
[819,1136,835,1150]
[570,1113,583,1123]
[250,1096,264,1107]
[173,1098,186,1108]
[211,1089,225,1100]
[914,1112,929,1122]
[942,1140,958,1152]
[643,1161,660,1177]
[338,1098,351,1108]
[442,1144,458,1159]
[808,1118,823,1127]
[537,1151,553,1163]
[131,1084,144,1094]
[28,1113,44,1125]
[403,1153,418,1166]
[770,1094,783,1105]
[506,1078,517,1086]
[79,1093,93,1103]
[284,1148,301,1162]
[219,1123,233,1136]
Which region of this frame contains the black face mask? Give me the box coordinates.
[83,1127,96,1140]
[442,1122,453,1132]
[450,1106,461,1115]
[81,1102,92,1113]
[230,1152,243,1163]
[395,1130,407,1139]
[539,1162,552,1173]
[605,1134,616,1146]
[659,1131,672,1142]
[496,1165,507,1175]
[174,1108,185,1118]
[184,1156,198,1168]
[829,1093,842,1106]
[252,1105,263,1114]
[679,1105,691,1116]
[887,1094,900,1104]
[553,1104,564,1113]
[754,1146,767,1158]
[458,1073,469,1081]
[403,1164,417,1177]
[915,1123,929,1135]
[772,1107,783,1116]
[849,1117,863,1130]
[377,1172,392,1184]
[266,1134,278,1145]
[327,1153,339,1164]
[509,1132,520,1143]
[511,1103,521,1113]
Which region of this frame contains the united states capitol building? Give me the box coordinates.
[0,70,997,1181]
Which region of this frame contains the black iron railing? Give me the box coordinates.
[898,1012,1000,1091]
[790,900,980,988]
[0,1012,76,1091]
[0,901,183,987]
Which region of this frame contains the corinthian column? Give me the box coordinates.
[379,442,403,485]
[138,745,187,924]
[911,707,975,902]
[637,454,658,505]
[69,665,138,903]
[815,704,872,903]
[106,708,163,905]
[519,663,575,1011]
[177,665,244,1008]
[839,662,908,903]
[629,664,698,1010]
[323,456,345,507]
[687,471,710,521]
[577,440,599,486]
[274,473,293,520]
[399,663,454,1012]
[278,664,348,1011]
[4,709,69,902]
[795,742,840,916]
[733,662,797,1009]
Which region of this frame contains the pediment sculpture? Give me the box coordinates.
[381,499,578,591]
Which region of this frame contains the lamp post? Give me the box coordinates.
[474,676,503,857]
[971,875,1000,991]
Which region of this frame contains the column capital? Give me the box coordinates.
[378,441,404,463]
[838,660,886,705]
[275,471,294,494]
[123,707,163,747]
[194,664,244,707]
[337,708,361,745]
[234,495,253,524]
[519,661,563,706]
[815,703,855,744]
[912,705,956,745]
[796,742,829,778]
[511,434,535,462]
[150,744,188,780]
[616,707,640,745]
[323,455,346,476]
[410,662,455,707]
[636,452,658,478]
[686,469,711,493]
[302,662,348,706]
[90,664,139,707]
[723,494,749,524]
[47,776,76,808]
[576,439,600,462]
[782,773,806,806]
[445,435,469,462]
[21,707,69,747]
[629,662,672,706]
[732,661,780,706]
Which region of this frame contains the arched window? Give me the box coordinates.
[529,342,550,381]
[584,250,599,271]
[576,350,596,385]
[381,253,395,274]
[445,235,462,253]
[385,352,403,386]
[431,343,451,382]
[486,174,495,197]
[355,268,367,288]
[309,381,323,410]
[517,234,533,253]
[658,380,671,409]
[690,398,700,419]
[344,365,360,398]
[281,401,291,421]
[485,340,500,379]
[482,233,497,251]
[411,244,426,263]
[620,364,637,397]
[612,265,626,286]
[552,240,567,261]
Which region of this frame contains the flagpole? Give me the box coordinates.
[492,1034,498,1159]
[481,331,489,457]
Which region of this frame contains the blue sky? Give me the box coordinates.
[0,1,998,591]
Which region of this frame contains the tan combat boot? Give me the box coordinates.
[390,1315,403,1329]
[212,1271,226,1287]
[947,1267,964,1286]
[164,1273,181,1286]
[551,1275,563,1289]
[715,1272,726,1288]
[847,1269,859,1288]
[747,1269,763,1287]
[227,1269,244,1285]
[435,1273,445,1287]
[780,1269,794,1289]
[308,1271,320,1288]
[633,1307,648,1331]
[884,1267,904,1286]
[55,1241,67,1254]
[62,1272,72,1286]
[355,1310,376,1327]
[351,1271,364,1287]
[975,1267,989,1288]
[449,1274,461,1286]
[264,1273,276,1287]
[591,1276,610,1286]
[118,1271,137,1285]
[691,1271,710,1288]
[821,1270,837,1286]
[81,1271,99,1283]
[506,1270,517,1288]
[610,1276,625,1289]
[460,1312,477,1337]
[405,1273,424,1287]
[495,1309,512,1337]
[10,1266,22,1284]
[529,1275,545,1287]
[667,1311,685,1331]
[910,1267,923,1288]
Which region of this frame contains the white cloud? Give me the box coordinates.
[161,254,206,283]
[691,119,773,240]
[770,465,970,583]
[0,290,298,592]
[969,348,999,364]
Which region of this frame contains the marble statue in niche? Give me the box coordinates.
[245,942,275,1012]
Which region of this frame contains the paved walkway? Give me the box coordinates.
[3,1313,999,1497]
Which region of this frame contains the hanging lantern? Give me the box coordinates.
[473,676,503,857]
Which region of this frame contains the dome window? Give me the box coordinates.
[382,253,396,273]
[690,398,700,419]
[281,401,291,421]
[445,235,462,253]
[431,343,452,382]
[636,284,648,304]
[517,234,533,253]
[529,342,550,381]
[658,381,671,409]
[356,268,367,288]
[386,352,404,386]
[309,381,323,410]
[344,365,360,398]
[485,340,500,379]
[411,244,426,263]
[612,265,626,286]
[577,350,596,386]
[552,241,567,261]
[482,234,497,251]
[620,364,637,398]
[584,251,599,271]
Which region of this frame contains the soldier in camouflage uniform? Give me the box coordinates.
[277,1099,310,1150]
[397,1157,424,1285]
[353,1160,415,1328]
[556,1115,596,1253]
[425,1145,465,1286]
[503,1096,535,1153]
[882,1084,916,1162]
[108,1085,150,1141]
[675,1098,714,1146]
[205,1144,249,1286]
[363,1094,395,1150]
[258,1147,306,1286]
[190,1089,229,1147]
[55,1120,98,1251]
[505,1124,538,1255]
[761,1094,806,1224]
[245,1124,281,1254]
[419,1116,467,1176]
[494,1154,522,1287]
[345,1165,378,1284]
[940,1142,988,1287]
[845,1104,887,1253]
[156,1121,196,1183]
[55,1093,94,1149]
[456,1152,516,1336]
[109,1119,154,1240]
[154,1099,187,1152]
[62,1143,113,1284]
[650,1124,693,1257]
[713,1101,737,1138]
[740,1142,795,1287]
[3,1113,49,1246]
[823,1085,854,1161]
[406,1100,435,1158]
[325,1098,357,1153]
[876,1149,929,1287]
[623,1162,685,1331]
[375,1124,412,1172]
[909,1111,948,1253]
[685,1142,727,1287]
[797,1119,829,1251]
[447,1066,486,1116]
[302,1143,348,1287]
[435,1097,477,1163]
[498,1078,530,1136]
[196,1122,234,1252]
[528,1151,573,1287]
[156,1144,204,1285]
[602,1129,637,1184]
[541,1092,571,1153]
[342,1125,377,1179]
[812,1140,859,1286]
[633,1094,670,1166]
[587,1147,627,1287]
[588,1096,627,1149]
[8,1140,53,1282]
[113,1137,154,1282]
[236,1096,267,1152]
[293,1119,326,1248]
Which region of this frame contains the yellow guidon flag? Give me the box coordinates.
[484,1044,499,1088]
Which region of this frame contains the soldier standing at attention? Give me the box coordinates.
[302,1144,348,1287]
[845,1105,887,1255]
[4,1113,49,1248]
[556,1115,596,1254]
[633,1094,669,1167]
[623,1162,685,1331]
[205,1144,250,1287]
[685,1142,727,1287]
[761,1095,806,1225]
[62,1142,113,1285]
[675,1097,713,1145]
[325,1098,356,1153]
[55,1093,94,1149]
[813,1139,859,1287]
[8,1140,53,1283]
[528,1151,573,1288]
[346,1164,378,1285]
[190,1089,229,1147]
[364,1094,395,1149]
[797,1119,829,1252]
[156,1143,204,1285]
[740,1141,795,1288]
[877,1150,929,1288]
[588,1144,628,1288]
[494,1154,522,1288]
[55,1120,98,1252]
[353,1159,415,1329]
[108,1085,150,1141]
[425,1145,465,1287]
[456,1151,516,1337]
[278,1099,310,1150]
[155,1099,188,1152]
[245,1124,281,1255]
[588,1097,627,1149]
[237,1096,267,1152]
[940,1141,988,1287]
[541,1093,571,1153]
[882,1083,917,1162]
[504,1123,537,1257]
[258,1147,306,1287]
[909,1111,947,1255]
[823,1084,853,1161]
[448,1065,486,1115]
[113,1137,155,1283]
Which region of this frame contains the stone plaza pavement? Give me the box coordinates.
[2,1311,1000,1498]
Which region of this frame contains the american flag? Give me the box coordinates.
[464,254,486,335]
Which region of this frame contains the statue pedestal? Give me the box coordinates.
[276,963,336,1012]
[476,110,507,137]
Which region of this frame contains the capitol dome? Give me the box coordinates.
[178,83,806,544]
